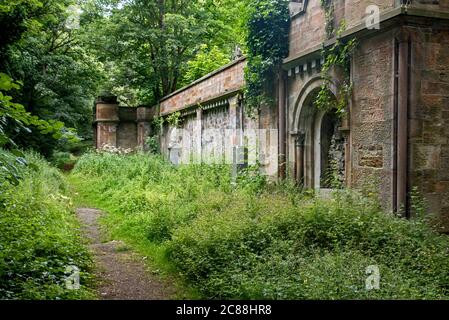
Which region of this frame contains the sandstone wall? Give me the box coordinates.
[350,30,396,210]
[94,101,153,150]
[289,0,327,57]
[159,58,246,115]
[344,0,396,29]
[408,24,449,229]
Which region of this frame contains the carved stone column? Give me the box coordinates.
[339,114,351,188]
[295,132,305,185]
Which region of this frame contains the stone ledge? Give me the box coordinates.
[159,56,246,103]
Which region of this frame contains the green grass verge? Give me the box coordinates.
[0,149,95,300]
[69,151,449,299]
[67,173,200,299]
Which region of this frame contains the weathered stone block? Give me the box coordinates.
[357,145,384,168]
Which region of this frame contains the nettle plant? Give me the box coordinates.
[244,0,290,114]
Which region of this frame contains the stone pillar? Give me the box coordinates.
[92,104,97,149]
[294,132,305,185]
[194,107,203,163]
[229,95,246,184]
[278,73,287,180]
[396,30,410,216]
[137,106,154,150]
[229,95,243,146]
[340,114,351,188]
[95,96,119,149]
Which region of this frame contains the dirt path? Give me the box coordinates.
[76,208,176,300]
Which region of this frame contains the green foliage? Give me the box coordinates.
[166,111,182,128]
[181,45,231,87]
[0,148,27,187]
[152,116,165,131]
[315,22,357,116]
[0,149,94,299]
[236,163,267,194]
[82,0,249,106]
[244,0,290,112]
[409,186,428,219]
[72,152,232,243]
[0,73,71,144]
[168,190,449,299]
[321,159,344,189]
[145,136,160,154]
[0,0,46,63]
[320,0,335,39]
[51,151,77,171]
[1,72,77,183]
[71,153,449,299]
[1,0,102,156]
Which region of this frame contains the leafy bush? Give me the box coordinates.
[168,190,449,299]
[51,151,77,171]
[71,152,449,299]
[0,149,94,299]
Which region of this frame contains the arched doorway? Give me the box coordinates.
[316,110,345,189]
[292,85,347,190]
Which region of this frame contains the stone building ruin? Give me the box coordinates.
[93,96,155,151]
[94,0,449,230]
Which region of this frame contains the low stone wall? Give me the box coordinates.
[157,56,278,178]
[160,57,246,115]
[160,94,279,179]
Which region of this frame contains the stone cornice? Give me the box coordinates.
[159,57,246,103]
[160,88,242,117]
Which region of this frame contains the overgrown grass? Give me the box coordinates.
[0,149,95,300]
[70,152,449,299]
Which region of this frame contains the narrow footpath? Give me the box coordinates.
[76,208,176,300]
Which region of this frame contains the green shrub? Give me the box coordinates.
[71,152,449,299]
[167,190,449,299]
[51,151,77,171]
[0,150,94,300]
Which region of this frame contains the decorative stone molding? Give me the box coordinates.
[287,57,324,78]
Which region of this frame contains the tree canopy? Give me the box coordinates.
[0,0,251,156]
[82,0,250,106]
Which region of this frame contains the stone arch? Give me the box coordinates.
[290,76,344,190]
[292,76,338,132]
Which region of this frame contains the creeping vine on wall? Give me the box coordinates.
[321,0,335,39]
[152,116,165,131]
[244,0,290,114]
[166,111,182,127]
[153,111,182,131]
[315,18,357,116]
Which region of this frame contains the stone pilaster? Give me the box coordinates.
[95,96,119,149]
